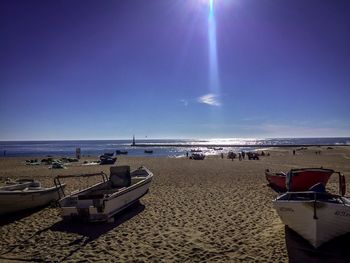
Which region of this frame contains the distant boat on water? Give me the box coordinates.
[116,150,128,155]
[144,150,153,154]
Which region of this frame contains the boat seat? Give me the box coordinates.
[110,166,131,188]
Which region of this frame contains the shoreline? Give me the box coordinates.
[131,143,349,147]
[1,145,347,159]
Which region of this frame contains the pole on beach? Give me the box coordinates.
[76,148,81,159]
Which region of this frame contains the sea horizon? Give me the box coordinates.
[1,136,350,142]
[1,137,349,158]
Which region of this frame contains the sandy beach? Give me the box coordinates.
[0,146,350,262]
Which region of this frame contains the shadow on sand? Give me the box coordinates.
[50,201,145,241]
[0,201,145,262]
[285,226,350,263]
[0,205,50,227]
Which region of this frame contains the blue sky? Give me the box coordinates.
[1,0,350,140]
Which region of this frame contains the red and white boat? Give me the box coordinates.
[265,168,334,192]
[273,173,349,248]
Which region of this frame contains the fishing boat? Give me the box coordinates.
[227,151,236,159]
[55,166,153,222]
[116,150,128,155]
[0,179,65,215]
[214,147,223,150]
[99,155,117,165]
[265,168,334,192]
[273,172,349,248]
[189,153,205,160]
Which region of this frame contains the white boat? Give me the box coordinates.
[55,166,153,222]
[273,173,350,248]
[0,179,65,215]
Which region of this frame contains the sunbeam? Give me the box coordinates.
[208,0,221,103]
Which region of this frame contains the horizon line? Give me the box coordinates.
[0,136,350,142]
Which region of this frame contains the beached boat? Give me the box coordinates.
[273,173,350,248]
[55,166,153,222]
[99,155,117,165]
[189,153,205,160]
[0,179,65,215]
[227,151,236,159]
[265,168,334,192]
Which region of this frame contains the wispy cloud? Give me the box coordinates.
[197,93,221,106]
[180,99,188,106]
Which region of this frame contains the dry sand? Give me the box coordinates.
[0,146,350,262]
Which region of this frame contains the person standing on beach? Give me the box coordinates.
[293,150,295,155]
[242,151,245,159]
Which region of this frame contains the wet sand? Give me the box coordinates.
[0,146,350,262]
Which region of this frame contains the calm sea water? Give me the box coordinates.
[0,138,349,158]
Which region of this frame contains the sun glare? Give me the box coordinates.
[207,0,220,102]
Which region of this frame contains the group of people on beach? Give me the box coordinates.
[186,150,269,161]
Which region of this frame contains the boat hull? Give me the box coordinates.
[273,198,350,247]
[59,168,153,222]
[266,168,333,191]
[0,185,64,215]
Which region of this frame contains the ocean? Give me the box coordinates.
[0,138,349,158]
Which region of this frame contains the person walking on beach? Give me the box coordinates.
[221,153,224,159]
[293,150,295,155]
[186,152,188,158]
[238,153,242,161]
[242,151,245,159]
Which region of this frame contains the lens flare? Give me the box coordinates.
[209,0,214,15]
[208,0,220,101]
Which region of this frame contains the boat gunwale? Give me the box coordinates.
[0,184,66,195]
[105,175,153,201]
[274,191,350,204]
[267,167,335,176]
